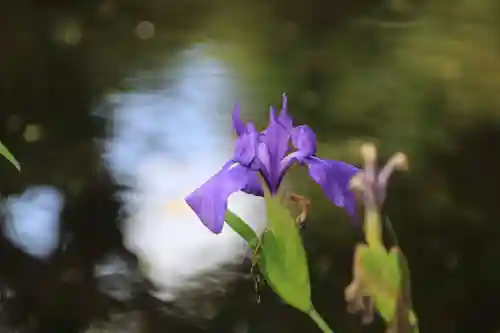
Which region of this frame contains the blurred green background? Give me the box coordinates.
[1,0,500,332]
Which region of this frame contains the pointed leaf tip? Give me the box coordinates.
[224,210,259,250]
[0,140,20,171]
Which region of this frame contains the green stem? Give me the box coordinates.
[365,209,382,247]
[308,308,334,333]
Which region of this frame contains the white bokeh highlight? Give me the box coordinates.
[104,43,266,301]
[2,186,63,259]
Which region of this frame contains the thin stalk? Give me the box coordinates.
[308,308,334,333]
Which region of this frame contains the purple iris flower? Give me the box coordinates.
[185,94,360,233]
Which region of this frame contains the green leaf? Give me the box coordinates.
[383,217,419,331]
[0,140,20,171]
[359,245,401,322]
[225,210,259,250]
[259,194,312,313]
[393,248,420,332]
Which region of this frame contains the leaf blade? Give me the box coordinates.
[260,194,312,312]
[360,246,401,322]
[0,140,20,171]
[225,210,259,250]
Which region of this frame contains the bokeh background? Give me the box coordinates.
[1,0,500,332]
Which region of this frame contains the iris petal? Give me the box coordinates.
[240,165,264,197]
[303,157,360,218]
[185,163,260,233]
[232,104,247,137]
[291,125,317,156]
[233,124,259,166]
[258,107,292,192]
[278,94,294,131]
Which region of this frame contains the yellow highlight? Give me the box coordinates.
[165,199,193,217]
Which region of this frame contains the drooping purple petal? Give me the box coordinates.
[303,156,360,218]
[241,171,265,197]
[185,163,261,233]
[232,104,247,137]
